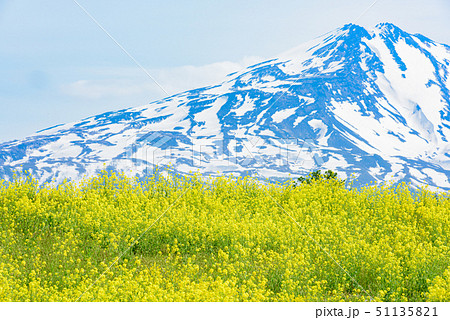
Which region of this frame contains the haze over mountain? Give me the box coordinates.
[1,23,449,189]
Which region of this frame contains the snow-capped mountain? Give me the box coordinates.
[1,23,449,189]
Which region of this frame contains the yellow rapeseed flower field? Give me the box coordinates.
[0,171,449,302]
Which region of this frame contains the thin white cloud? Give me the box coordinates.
[60,56,263,101]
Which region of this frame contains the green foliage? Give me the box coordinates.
[295,169,344,186]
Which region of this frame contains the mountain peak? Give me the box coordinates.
[375,22,400,30]
[341,23,365,31]
[338,23,408,40]
[340,23,373,41]
[374,22,408,40]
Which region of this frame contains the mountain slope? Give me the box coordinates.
[1,23,449,189]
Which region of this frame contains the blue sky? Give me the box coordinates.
[1,0,449,142]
